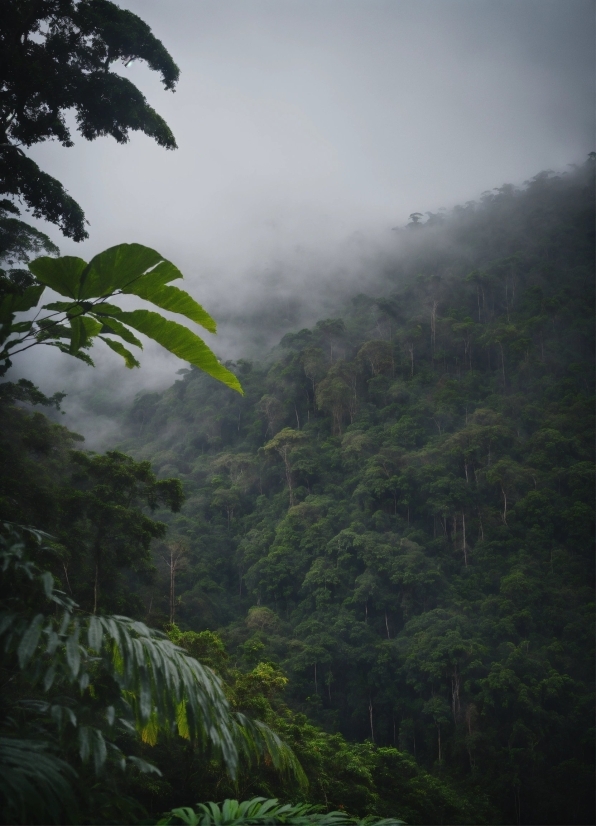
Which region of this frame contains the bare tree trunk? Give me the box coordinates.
[314,662,318,695]
[385,612,391,639]
[169,555,175,624]
[93,561,99,615]
[369,698,375,743]
[499,341,506,387]
[62,561,73,595]
[430,301,437,359]
[437,723,442,763]
[282,451,294,506]
[452,665,461,721]
[462,511,468,567]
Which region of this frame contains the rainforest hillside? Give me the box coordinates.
[1,158,593,825]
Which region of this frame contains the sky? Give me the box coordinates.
[14,0,596,444]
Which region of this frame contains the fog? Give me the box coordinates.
[11,0,595,446]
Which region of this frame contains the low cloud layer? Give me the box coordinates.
[11,0,595,445]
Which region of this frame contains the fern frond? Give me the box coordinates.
[0,737,78,825]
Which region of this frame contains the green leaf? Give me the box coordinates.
[99,336,141,368]
[67,315,100,354]
[79,244,170,299]
[91,728,107,774]
[123,281,217,333]
[40,571,54,598]
[49,342,95,366]
[116,310,243,393]
[0,286,45,324]
[68,317,85,354]
[28,257,87,299]
[134,258,184,286]
[96,315,143,348]
[5,320,33,333]
[88,615,103,652]
[17,614,44,668]
[0,738,78,825]
[127,755,162,775]
[65,622,80,678]
[78,727,90,762]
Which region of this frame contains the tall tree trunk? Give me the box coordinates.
[499,341,506,387]
[462,511,468,566]
[452,665,461,721]
[169,556,175,624]
[93,561,99,615]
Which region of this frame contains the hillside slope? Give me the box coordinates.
[115,158,595,824]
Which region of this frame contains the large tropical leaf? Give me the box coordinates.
[97,316,143,347]
[233,714,308,790]
[0,737,78,825]
[113,309,242,393]
[79,244,182,299]
[158,797,406,825]
[0,286,45,323]
[99,337,141,368]
[123,281,217,333]
[27,257,87,299]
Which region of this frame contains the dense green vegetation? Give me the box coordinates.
[1,158,592,823]
[121,158,594,824]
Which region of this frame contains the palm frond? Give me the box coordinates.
[0,737,78,825]
[233,714,308,790]
[158,796,407,825]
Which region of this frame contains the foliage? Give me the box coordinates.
[0,198,59,291]
[0,0,179,241]
[0,524,304,824]
[113,159,594,825]
[0,158,593,824]
[0,242,243,392]
[158,796,405,825]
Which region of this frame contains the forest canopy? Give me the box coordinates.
[0,156,593,824]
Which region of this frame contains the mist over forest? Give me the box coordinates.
[0,2,594,825]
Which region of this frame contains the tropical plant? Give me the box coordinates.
[158,796,405,825]
[0,523,302,824]
[0,242,242,391]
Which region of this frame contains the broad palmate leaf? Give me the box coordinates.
[1,244,242,393]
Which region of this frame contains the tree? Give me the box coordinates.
[163,539,189,624]
[0,524,305,824]
[0,242,243,392]
[0,0,179,241]
[263,428,306,506]
[315,371,352,435]
[0,199,59,291]
[60,450,184,614]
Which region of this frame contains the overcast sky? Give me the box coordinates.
[17,0,595,441]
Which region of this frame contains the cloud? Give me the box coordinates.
[10,0,594,444]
